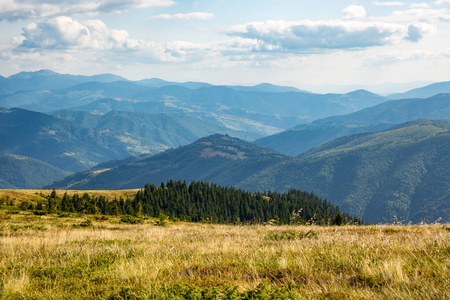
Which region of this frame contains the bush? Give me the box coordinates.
[120,215,143,224]
[155,212,168,227]
[34,210,47,216]
[74,219,93,227]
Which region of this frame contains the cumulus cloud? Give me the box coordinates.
[343,5,367,19]
[228,19,429,51]
[410,3,430,8]
[435,0,450,4]
[372,1,405,6]
[19,17,130,50]
[15,17,220,63]
[149,12,215,20]
[0,0,176,21]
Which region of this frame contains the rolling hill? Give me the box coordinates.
[46,134,289,190]
[0,154,69,189]
[388,81,450,99]
[255,93,450,156]
[242,120,450,224]
[46,120,450,223]
[0,107,168,172]
[0,70,389,138]
[0,69,128,95]
[52,110,256,146]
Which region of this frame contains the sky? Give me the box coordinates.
[0,0,449,90]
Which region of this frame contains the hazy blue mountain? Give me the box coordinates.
[388,81,450,99]
[0,107,167,172]
[0,154,69,189]
[1,69,128,95]
[52,110,256,147]
[46,134,289,190]
[137,78,213,89]
[241,120,450,224]
[0,81,152,113]
[229,83,309,93]
[1,70,389,138]
[256,94,450,156]
[136,79,307,93]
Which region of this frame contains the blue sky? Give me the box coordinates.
[0,0,449,90]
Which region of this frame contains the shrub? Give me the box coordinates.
[74,219,93,227]
[120,215,143,224]
[34,210,47,216]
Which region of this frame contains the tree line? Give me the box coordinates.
[39,180,362,225]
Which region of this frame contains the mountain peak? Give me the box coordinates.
[10,69,58,79]
[345,89,382,98]
[197,134,247,160]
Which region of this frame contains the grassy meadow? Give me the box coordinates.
[0,190,449,299]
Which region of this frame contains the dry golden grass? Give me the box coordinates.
[0,189,140,205]
[0,211,449,299]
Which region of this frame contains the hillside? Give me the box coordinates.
[0,69,128,95]
[0,154,69,188]
[0,107,168,172]
[241,120,450,224]
[388,81,450,99]
[0,70,388,138]
[52,110,253,148]
[256,93,450,156]
[46,134,289,190]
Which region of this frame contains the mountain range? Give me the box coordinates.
[46,134,288,190]
[47,121,450,224]
[256,93,450,156]
[242,120,450,224]
[2,70,450,224]
[0,70,389,138]
[0,107,258,172]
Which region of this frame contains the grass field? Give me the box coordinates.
[0,208,449,299]
[0,189,140,205]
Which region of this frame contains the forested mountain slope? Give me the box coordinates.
[46,134,289,190]
[255,94,450,156]
[0,154,69,188]
[0,108,168,172]
[242,120,450,224]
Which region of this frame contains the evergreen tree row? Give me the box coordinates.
[45,180,362,225]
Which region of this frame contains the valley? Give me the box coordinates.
[1,70,450,226]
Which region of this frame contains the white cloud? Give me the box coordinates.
[372,1,405,6]
[410,3,430,8]
[19,17,129,50]
[228,19,429,51]
[15,17,220,63]
[0,0,176,21]
[343,5,367,20]
[389,8,450,22]
[149,12,215,20]
[435,0,450,4]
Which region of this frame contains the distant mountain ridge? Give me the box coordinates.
[47,121,450,224]
[256,94,450,156]
[1,69,128,94]
[0,107,168,172]
[46,134,289,190]
[0,70,389,138]
[388,82,450,99]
